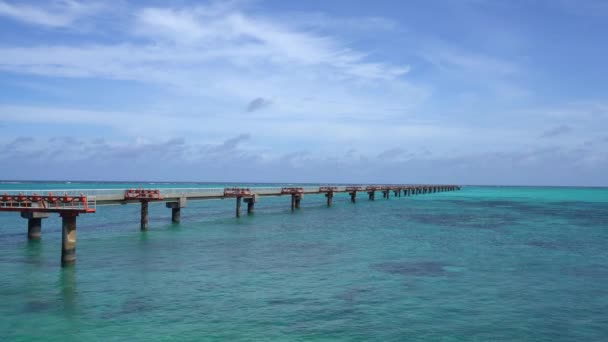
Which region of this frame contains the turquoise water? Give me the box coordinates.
[1,183,607,341]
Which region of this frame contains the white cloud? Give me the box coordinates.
[0,3,417,126]
[132,6,409,79]
[0,0,102,27]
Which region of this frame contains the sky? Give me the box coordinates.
[0,0,607,185]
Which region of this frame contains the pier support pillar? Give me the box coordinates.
[290,194,302,210]
[325,192,334,207]
[244,197,255,214]
[172,208,181,223]
[60,212,78,267]
[394,190,400,197]
[166,197,187,223]
[349,192,357,203]
[368,191,375,201]
[235,196,242,218]
[21,212,50,240]
[383,191,390,199]
[140,201,149,231]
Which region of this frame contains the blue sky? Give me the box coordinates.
[0,0,607,185]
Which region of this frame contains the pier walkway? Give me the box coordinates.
[0,184,460,266]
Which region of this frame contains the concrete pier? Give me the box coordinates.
[0,184,462,267]
[60,212,78,267]
[140,201,149,230]
[21,212,50,240]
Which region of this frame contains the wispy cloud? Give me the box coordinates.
[0,3,418,125]
[420,40,519,75]
[0,0,102,27]
[132,5,410,79]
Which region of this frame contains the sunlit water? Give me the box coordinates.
[1,183,607,341]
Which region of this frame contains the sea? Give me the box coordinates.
[0,182,607,341]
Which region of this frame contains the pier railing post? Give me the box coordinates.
[21,212,51,240]
[140,201,149,231]
[60,212,78,267]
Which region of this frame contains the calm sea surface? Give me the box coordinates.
[1,183,607,341]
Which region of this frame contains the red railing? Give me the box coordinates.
[124,189,163,200]
[281,187,304,195]
[223,188,252,197]
[0,192,94,213]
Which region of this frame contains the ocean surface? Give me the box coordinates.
[0,182,607,341]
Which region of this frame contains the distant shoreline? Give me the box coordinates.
[0,180,606,188]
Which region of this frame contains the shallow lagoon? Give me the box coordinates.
[1,184,607,341]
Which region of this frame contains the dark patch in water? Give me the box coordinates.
[24,300,55,313]
[335,287,372,302]
[568,265,608,278]
[442,199,608,227]
[525,241,564,250]
[267,297,308,306]
[406,212,515,230]
[372,261,447,276]
[120,296,157,314]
